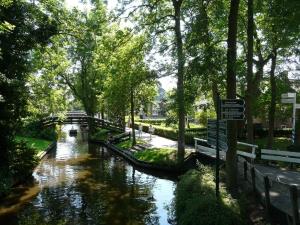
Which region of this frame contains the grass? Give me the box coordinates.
[90,128,121,141]
[15,136,52,153]
[237,136,292,152]
[116,139,180,166]
[254,137,291,150]
[116,138,147,149]
[173,166,245,225]
[134,148,178,166]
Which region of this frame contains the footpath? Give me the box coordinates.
[126,126,300,223]
[125,127,194,151]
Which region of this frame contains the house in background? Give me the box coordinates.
[146,83,167,118]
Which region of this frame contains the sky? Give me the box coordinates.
[64,0,177,91]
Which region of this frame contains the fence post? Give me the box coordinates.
[251,167,256,192]
[290,185,299,225]
[244,161,248,181]
[251,146,255,164]
[264,176,272,223]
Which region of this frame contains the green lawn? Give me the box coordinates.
[134,148,178,166]
[90,128,110,141]
[237,137,292,152]
[15,136,52,153]
[116,138,147,149]
[254,137,292,150]
[90,128,123,141]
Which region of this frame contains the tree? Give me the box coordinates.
[59,5,108,118]
[121,0,187,164]
[226,0,240,193]
[245,0,254,143]
[103,33,157,145]
[258,0,300,148]
[0,0,56,188]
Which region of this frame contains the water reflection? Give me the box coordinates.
[0,125,175,225]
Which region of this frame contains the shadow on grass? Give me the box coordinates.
[171,166,246,225]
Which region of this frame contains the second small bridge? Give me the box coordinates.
[42,111,123,132]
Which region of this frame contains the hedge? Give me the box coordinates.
[132,123,206,145]
[135,118,166,125]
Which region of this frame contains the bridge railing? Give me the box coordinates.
[41,114,123,132]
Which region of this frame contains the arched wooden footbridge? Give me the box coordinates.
[42,111,123,132]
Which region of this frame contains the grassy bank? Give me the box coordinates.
[15,136,52,153]
[90,128,121,141]
[173,167,245,225]
[134,148,177,166]
[116,138,147,149]
[254,137,291,150]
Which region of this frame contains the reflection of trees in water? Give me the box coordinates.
[15,147,160,225]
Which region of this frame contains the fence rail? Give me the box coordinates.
[41,114,123,132]
[240,157,300,224]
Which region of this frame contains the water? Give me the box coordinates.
[0,125,176,225]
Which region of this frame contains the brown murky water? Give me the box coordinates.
[0,125,176,225]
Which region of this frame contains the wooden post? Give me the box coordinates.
[290,185,299,225]
[264,176,272,223]
[251,167,256,192]
[244,161,248,181]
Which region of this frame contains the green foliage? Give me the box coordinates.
[133,123,206,145]
[255,137,291,150]
[104,33,157,126]
[116,138,146,149]
[90,128,110,141]
[134,148,177,166]
[9,141,38,182]
[135,118,166,125]
[20,120,57,141]
[0,0,57,174]
[15,136,52,153]
[173,167,245,225]
[195,109,216,127]
[0,170,13,197]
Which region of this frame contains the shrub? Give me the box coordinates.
[20,120,57,141]
[173,167,245,225]
[90,128,110,141]
[133,124,206,145]
[135,118,166,125]
[9,141,38,180]
[0,171,13,198]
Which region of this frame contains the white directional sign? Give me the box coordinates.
[281,93,296,99]
[221,99,245,120]
[281,92,297,143]
[281,98,295,104]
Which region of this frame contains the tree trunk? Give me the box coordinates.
[172,0,185,164]
[296,110,300,146]
[130,86,136,146]
[101,108,104,120]
[267,50,277,149]
[212,82,219,112]
[245,0,254,143]
[226,0,240,193]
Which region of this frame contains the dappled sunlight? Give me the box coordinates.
[0,184,40,215]
[0,125,175,225]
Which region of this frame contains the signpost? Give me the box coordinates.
[281,93,298,143]
[213,94,245,197]
[221,99,245,120]
[207,119,227,151]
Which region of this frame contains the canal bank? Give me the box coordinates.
[0,124,176,225]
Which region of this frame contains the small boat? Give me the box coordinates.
[69,126,77,136]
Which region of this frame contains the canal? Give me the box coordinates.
[0,125,176,225]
